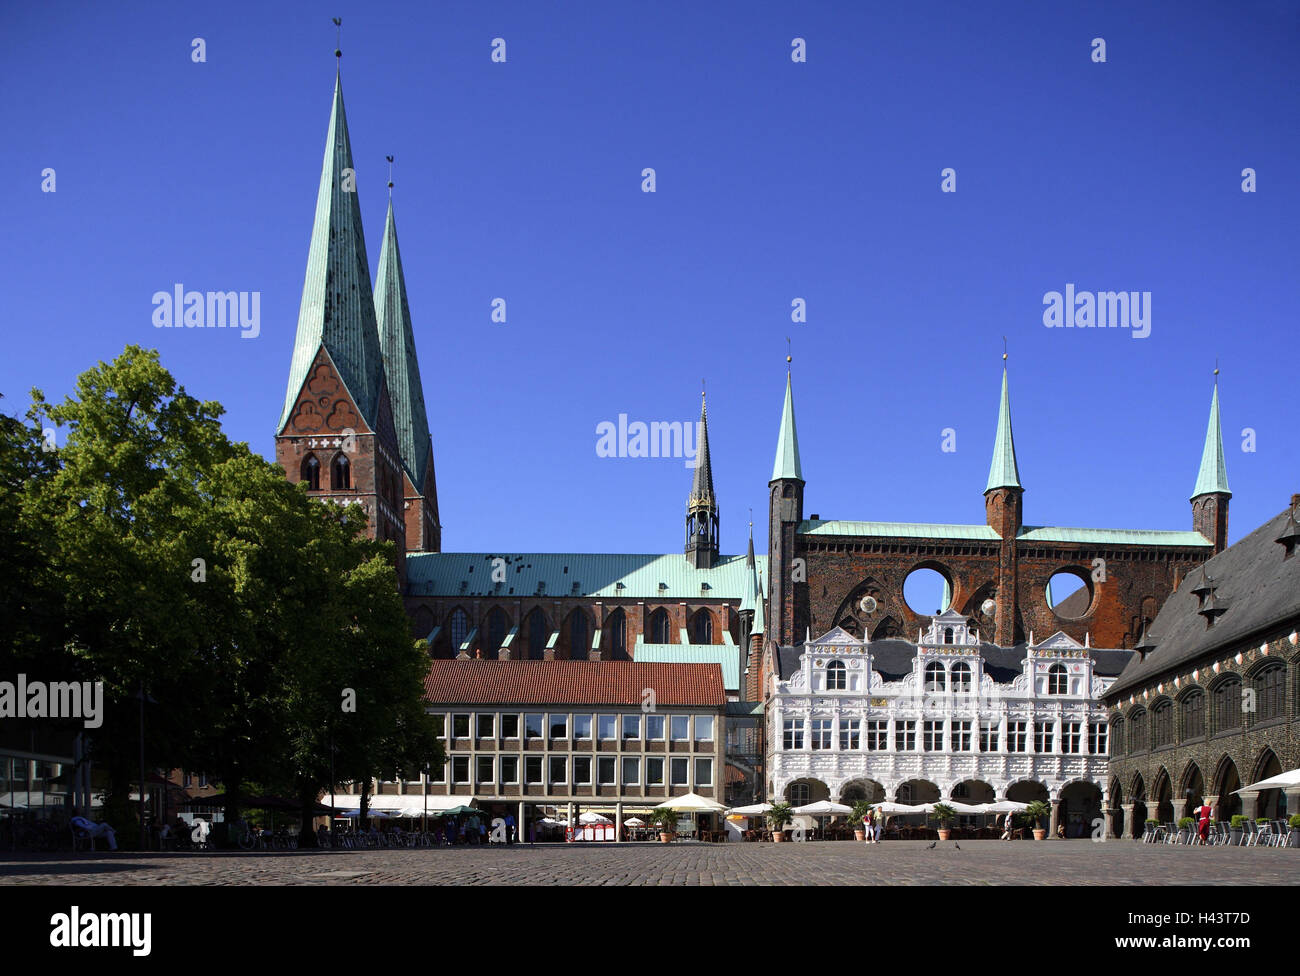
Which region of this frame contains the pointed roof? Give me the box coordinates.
[279,75,386,433]
[752,571,766,636]
[688,393,716,509]
[985,366,1022,492]
[739,524,758,613]
[375,198,434,487]
[770,373,803,482]
[1191,381,1231,499]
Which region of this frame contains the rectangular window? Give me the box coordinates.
[895,720,916,752]
[573,714,592,740]
[1089,722,1108,756]
[452,714,470,738]
[476,756,494,783]
[500,756,519,784]
[670,757,689,786]
[646,757,665,785]
[621,757,640,785]
[839,719,860,751]
[500,714,519,738]
[1035,721,1054,754]
[430,757,446,783]
[598,714,617,740]
[524,713,544,739]
[548,713,568,739]
[452,757,469,783]
[1062,722,1082,754]
[525,756,543,784]
[646,714,665,740]
[1003,722,1024,753]
[782,719,804,750]
[597,757,616,785]
[810,719,833,750]
[952,719,972,752]
[622,714,641,740]
[476,713,495,738]
[670,715,690,741]
[431,714,446,738]
[694,714,714,742]
[923,720,944,752]
[979,722,999,752]
[572,756,592,785]
[865,720,887,751]
[549,756,567,784]
[694,758,712,787]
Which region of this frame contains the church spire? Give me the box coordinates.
[375,193,441,552]
[1191,370,1230,553]
[771,371,803,482]
[278,74,385,433]
[686,390,719,569]
[985,361,1021,492]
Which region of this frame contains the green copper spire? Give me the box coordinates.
[739,522,758,614]
[985,365,1022,493]
[1191,379,1231,499]
[375,198,434,488]
[770,372,803,482]
[752,571,766,636]
[278,75,385,433]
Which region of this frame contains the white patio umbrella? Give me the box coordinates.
[578,811,612,825]
[726,803,773,816]
[924,800,985,815]
[870,802,927,815]
[978,799,1029,813]
[655,792,726,812]
[623,817,647,827]
[1233,768,1300,793]
[793,800,852,815]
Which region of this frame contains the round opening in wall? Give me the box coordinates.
[903,567,952,616]
[1046,570,1092,619]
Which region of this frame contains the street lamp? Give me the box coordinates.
[133,683,157,852]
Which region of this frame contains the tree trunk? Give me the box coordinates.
[298,779,319,848]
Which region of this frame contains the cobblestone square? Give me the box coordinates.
[2,840,1296,886]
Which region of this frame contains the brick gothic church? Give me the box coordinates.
[274,70,1232,709]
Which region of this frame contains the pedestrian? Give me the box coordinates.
[1000,810,1014,841]
[1195,800,1212,844]
[874,813,884,844]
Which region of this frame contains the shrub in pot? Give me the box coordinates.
[1288,815,1300,848]
[1024,801,1051,840]
[1177,816,1194,843]
[1229,814,1246,845]
[767,802,794,842]
[931,803,957,841]
[651,808,679,843]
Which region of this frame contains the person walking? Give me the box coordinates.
[874,812,884,844]
[1000,810,1014,841]
[1195,799,1212,845]
[862,808,873,845]
[505,812,516,845]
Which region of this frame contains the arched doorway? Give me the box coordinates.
[839,780,885,804]
[1251,749,1284,819]
[1129,773,1147,837]
[951,780,995,804]
[1212,756,1241,820]
[1180,762,1205,818]
[1059,781,1103,838]
[1006,780,1048,804]
[1150,768,1174,825]
[1108,778,1124,838]
[896,779,940,804]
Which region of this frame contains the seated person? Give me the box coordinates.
[70,815,118,851]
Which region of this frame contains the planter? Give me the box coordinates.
[1177,829,1190,845]
[937,829,951,841]
[854,830,866,842]
[1230,828,1243,846]
[658,832,673,844]
[1289,831,1300,849]
[1032,829,1047,841]
[772,831,786,843]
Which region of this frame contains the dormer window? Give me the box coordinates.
[924,661,946,693]
[826,660,846,690]
[1047,663,1068,695]
[943,627,954,644]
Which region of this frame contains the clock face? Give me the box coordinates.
[981,599,996,617]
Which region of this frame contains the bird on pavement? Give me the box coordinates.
[954,843,962,850]
[926,841,937,849]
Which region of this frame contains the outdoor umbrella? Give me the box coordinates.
[1233,768,1300,793]
[923,800,985,815]
[726,803,773,816]
[793,800,852,816]
[978,800,1030,813]
[655,792,725,812]
[578,811,612,824]
[623,817,647,827]
[870,802,927,815]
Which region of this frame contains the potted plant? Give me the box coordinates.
[1288,815,1300,848]
[651,808,678,843]
[1024,801,1051,840]
[850,801,873,842]
[931,803,958,841]
[1177,817,1194,844]
[1229,814,1246,845]
[767,802,794,842]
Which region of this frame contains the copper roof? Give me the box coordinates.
[423,660,725,707]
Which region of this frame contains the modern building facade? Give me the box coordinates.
[1102,494,1300,837]
[767,612,1128,836]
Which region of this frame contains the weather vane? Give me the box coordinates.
[386,154,394,192]
[333,17,342,61]
[1002,336,1007,361]
[786,336,792,365]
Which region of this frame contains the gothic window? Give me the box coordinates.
[924,661,946,693]
[649,608,671,644]
[943,627,954,644]
[1128,709,1147,752]
[826,660,847,690]
[568,611,589,661]
[300,454,320,491]
[1181,689,1205,740]
[951,662,972,694]
[1047,663,1068,695]
[526,608,548,660]
[606,609,627,660]
[449,608,469,654]
[1211,676,1242,734]
[690,609,712,644]
[330,453,350,490]
[1253,663,1284,722]
[486,608,507,656]
[1151,700,1173,748]
[782,485,794,498]
[1109,716,1125,756]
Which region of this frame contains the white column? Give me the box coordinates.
[615,801,624,843]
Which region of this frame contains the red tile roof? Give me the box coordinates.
[423,660,725,707]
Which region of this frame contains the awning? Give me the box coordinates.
[1234,768,1300,794]
[341,794,476,817]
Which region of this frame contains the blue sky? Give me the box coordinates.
[4,0,1297,571]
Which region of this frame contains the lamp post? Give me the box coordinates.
[422,763,429,834]
[133,683,157,851]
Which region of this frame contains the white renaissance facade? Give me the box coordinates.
[767,611,1119,836]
